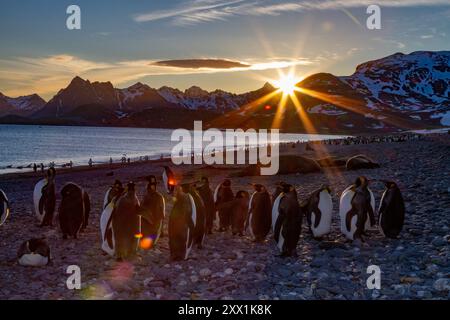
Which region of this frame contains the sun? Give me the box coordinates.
[273,73,299,95]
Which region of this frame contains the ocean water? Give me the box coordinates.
[0,124,347,174]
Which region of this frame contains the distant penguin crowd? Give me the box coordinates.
[1,165,406,267]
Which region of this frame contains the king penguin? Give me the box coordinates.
[183,182,206,249]
[168,185,196,261]
[302,186,333,238]
[100,181,124,256]
[0,189,10,226]
[247,184,272,242]
[272,183,302,257]
[33,168,56,226]
[17,238,50,267]
[339,176,376,241]
[196,177,215,234]
[138,175,166,248]
[214,179,234,232]
[112,182,140,260]
[378,180,405,238]
[162,166,175,195]
[59,183,90,239]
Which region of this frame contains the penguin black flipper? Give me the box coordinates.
[82,191,90,229]
[367,201,376,227]
[345,209,356,232]
[313,209,322,229]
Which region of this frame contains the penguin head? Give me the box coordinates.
[250,183,265,192]
[222,179,231,187]
[201,176,209,185]
[113,180,122,188]
[236,190,249,199]
[354,176,369,188]
[281,183,294,194]
[381,180,398,189]
[146,175,158,191]
[47,167,56,179]
[126,182,136,193]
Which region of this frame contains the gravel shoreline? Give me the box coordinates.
[0,136,449,300]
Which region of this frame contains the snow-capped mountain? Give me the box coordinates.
[0,92,46,116]
[341,51,450,125]
[2,51,449,132]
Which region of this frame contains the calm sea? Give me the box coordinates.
[0,124,347,174]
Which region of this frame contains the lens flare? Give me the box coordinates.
[139,237,154,250]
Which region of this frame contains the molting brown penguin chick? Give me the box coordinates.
[196,177,215,234]
[378,180,405,238]
[138,175,165,247]
[247,184,272,242]
[112,182,140,260]
[59,183,89,239]
[214,179,234,232]
[33,167,56,226]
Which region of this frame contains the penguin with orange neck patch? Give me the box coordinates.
[162,166,176,195]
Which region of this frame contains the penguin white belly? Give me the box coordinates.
[365,188,376,230]
[271,193,284,233]
[276,225,285,252]
[247,192,256,237]
[339,188,354,237]
[312,191,333,237]
[18,253,48,267]
[378,190,387,237]
[213,184,220,203]
[184,194,197,260]
[33,178,47,223]
[0,190,9,226]
[103,187,112,209]
[100,202,115,256]
[162,171,169,193]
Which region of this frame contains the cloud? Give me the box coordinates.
[133,0,450,26]
[0,54,313,99]
[420,35,434,39]
[153,59,250,69]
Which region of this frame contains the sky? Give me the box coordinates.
[0,0,449,100]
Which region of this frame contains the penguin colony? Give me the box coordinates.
[3,166,405,266]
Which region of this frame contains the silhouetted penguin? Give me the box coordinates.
[162,166,175,195]
[112,182,140,260]
[273,184,302,257]
[169,186,196,261]
[0,189,10,226]
[378,180,405,238]
[138,175,165,247]
[196,177,215,234]
[231,190,250,236]
[183,183,206,249]
[17,238,50,267]
[59,183,89,239]
[247,184,272,242]
[100,182,125,256]
[33,168,56,226]
[302,186,333,238]
[339,177,376,241]
[214,179,234,231]
[103,180,123,209]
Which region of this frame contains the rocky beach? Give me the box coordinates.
[0,134,449,300]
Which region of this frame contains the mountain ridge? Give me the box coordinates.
[1,51,449,133]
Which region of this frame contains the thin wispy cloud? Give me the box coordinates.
[134,0,450,26]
